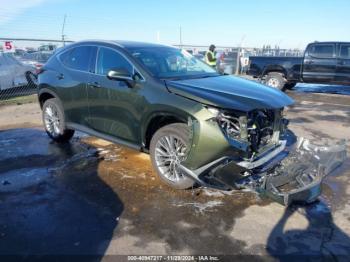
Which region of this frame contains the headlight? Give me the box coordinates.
[217,111,248,140]
[205,106,249,143]
[217,112,240,138]
[207,106,219,116]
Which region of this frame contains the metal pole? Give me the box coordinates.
[156,31,160,43]
[235,47,241,75]
[179,26,182,48]
[61,14,67,46]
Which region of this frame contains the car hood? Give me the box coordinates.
[166,75,294,111]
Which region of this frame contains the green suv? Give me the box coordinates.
[38,40,294,191]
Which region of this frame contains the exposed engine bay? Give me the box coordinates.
[216,108,288,158]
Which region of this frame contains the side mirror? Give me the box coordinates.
[107,68,133,81]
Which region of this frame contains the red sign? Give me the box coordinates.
[3,41,15,53]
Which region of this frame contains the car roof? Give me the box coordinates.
[68,40,175,50]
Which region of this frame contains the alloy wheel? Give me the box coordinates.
[44,104,61,137]
[154,135,188,182]
[267,77,280,88]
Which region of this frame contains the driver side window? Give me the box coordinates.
[96,47,133,75]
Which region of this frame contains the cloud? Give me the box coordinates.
[0,0,46,25]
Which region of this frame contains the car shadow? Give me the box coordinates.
[266,201,350,260]
[0,128,123,261]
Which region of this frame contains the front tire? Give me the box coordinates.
[150,123,195,190]
[42,98,74,143]
[264,72,286,91]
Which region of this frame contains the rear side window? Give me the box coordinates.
[96,47,133,75]
[60,46,95,72]
[308,44,334,58]
[339,44,350,59]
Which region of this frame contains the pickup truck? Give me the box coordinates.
[247,42,350,90]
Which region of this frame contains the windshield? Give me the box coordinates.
[127,46,219,79]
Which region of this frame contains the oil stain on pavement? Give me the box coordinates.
[0,128,350,259]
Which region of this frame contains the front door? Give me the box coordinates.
[87,47,146,145]
[336,43,350,84]
[302,43,337,83]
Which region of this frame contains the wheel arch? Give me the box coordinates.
[143,113,188,151]
[262,65,287,78]
[38,88,59,108]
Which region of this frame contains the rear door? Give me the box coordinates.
[336,43,350,84]
[56,45,97,126]
[302,43,337,83]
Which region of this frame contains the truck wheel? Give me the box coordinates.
[42,98,74,143]
[264,72,286,91]
[150,123,195,190]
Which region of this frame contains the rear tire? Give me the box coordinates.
[264,72,286,91]
[150,123,195,190]
[42,98,74,143]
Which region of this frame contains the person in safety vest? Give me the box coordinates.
[205,44,217,68]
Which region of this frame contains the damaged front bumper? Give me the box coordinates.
[179,138,347,205]
[257,138,347,205]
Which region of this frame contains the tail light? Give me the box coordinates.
[35,63,44,75]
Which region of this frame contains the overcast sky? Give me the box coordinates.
[0,0,348,49]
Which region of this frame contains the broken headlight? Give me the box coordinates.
[216,110,248,141]
[208,107,287,154]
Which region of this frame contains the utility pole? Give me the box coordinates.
[156,30,160,43]
[179,26,183,49]
[61,14,67,46]
[236,34,246,75]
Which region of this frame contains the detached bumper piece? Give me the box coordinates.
[249,138,347,205]
[180,138,347,206]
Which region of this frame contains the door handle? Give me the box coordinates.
[338,60,345,65]
[306,60,314,64]
[57,73,64,80]
[88,82,101,88]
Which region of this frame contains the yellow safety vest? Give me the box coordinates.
[205,51,216,66]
